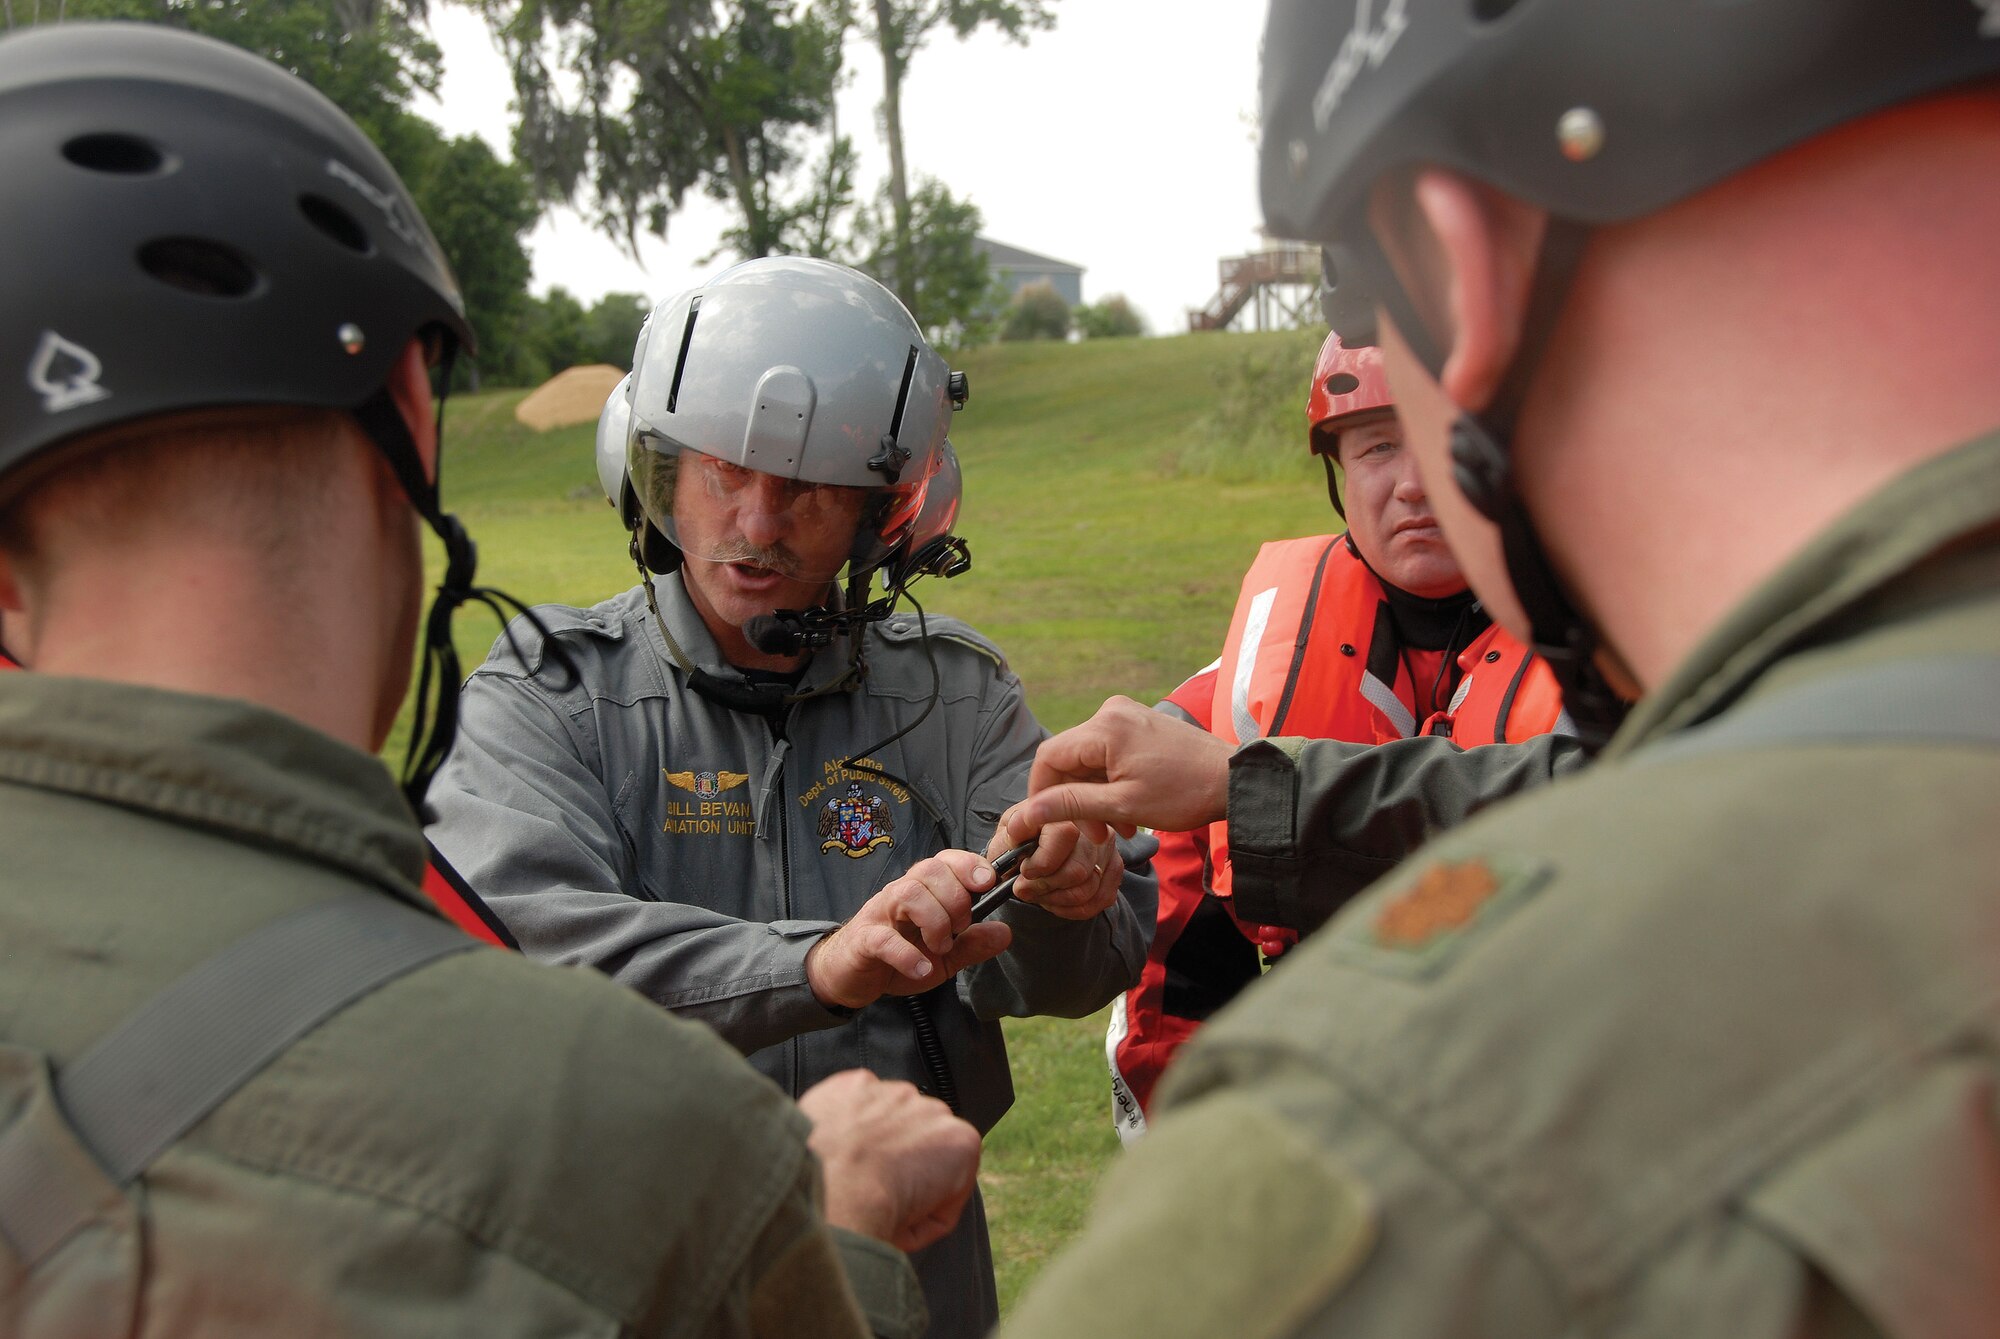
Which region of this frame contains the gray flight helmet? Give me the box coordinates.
[0,21,471,507]
[596,370,638,526]
[885,438,972,590]
[624,257,968,582]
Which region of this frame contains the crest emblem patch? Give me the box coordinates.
[819,782,895,858]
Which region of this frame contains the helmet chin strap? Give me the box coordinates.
[1368,218,1629,752]
[351,359,576,816]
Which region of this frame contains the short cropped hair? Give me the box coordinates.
[0,406,353,597]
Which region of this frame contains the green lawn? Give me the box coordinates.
[404,330,1336,1309]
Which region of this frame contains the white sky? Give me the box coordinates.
[413,1,1271,336]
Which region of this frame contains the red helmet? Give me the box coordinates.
[1305,331,1393,457]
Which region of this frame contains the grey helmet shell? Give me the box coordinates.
[596,370,637,522]
[0,22,471,496]
[624,257,954,579]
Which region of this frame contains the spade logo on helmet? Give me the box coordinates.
[27,331,111,415]
[325,158,423,250]
[1312,0,1409,133]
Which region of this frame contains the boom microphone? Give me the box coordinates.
[744,613,806,656]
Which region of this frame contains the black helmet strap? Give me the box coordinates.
[1367,215,1628,751]
[349,365,574,817]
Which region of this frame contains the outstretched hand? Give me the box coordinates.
[805,850,1012,1012]
[997,696,1234,850]
[799,1069,981,1253]
[980,821,1123,920]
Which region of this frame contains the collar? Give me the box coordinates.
[1606,428,2000,759]
[638,571,863,702]
[1343,532,1488,651]
[0,674,432,906]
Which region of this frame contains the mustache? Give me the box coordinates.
[709,539,806,578]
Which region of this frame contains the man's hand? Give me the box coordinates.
[805,850,1012,1012]
[981,821,1123,921]
[799,1070,981,1253]
[998,696,1233,849]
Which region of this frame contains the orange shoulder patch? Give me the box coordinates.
[1373,860,1499,949]
[1323,852,1551,981]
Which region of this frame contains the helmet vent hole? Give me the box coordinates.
[1469,0,1523,21]
[1325,373,1361,396]
[137,238,263,299]
[63,133,167,176]
[299,194,374,255]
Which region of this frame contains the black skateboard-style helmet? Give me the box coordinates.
[0,20,472,497]
[1262,0,2000,266]
[0,20,495,811]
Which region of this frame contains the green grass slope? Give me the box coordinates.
[406,330,1337,1311]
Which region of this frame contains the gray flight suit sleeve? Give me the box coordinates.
[428,668,850,1056]
[1226,732,1587,934]
[957,660,1157,1022]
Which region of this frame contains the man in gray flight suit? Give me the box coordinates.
[426,257,1154,1339]
[995,4,2000,1335]
[0,24,984,1338]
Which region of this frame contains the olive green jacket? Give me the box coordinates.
[0,676,924,1339]
[1005,430,2000,1339]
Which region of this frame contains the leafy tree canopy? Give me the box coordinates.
[480,0,846,259]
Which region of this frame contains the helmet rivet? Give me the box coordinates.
[1557,107,1605,163]
[337,322,366,355]
[1288,139,1311,180]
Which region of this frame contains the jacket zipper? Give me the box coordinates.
[775,751,801,1099]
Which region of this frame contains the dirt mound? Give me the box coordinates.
[514,363,625,432]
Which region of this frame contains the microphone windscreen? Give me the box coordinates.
[743,614,801,656]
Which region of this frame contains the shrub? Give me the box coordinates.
[1000,280,1071,342]
[1075,294,1146,339]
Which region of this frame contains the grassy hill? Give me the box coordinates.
[410,329,1335,1310]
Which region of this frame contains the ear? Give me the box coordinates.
[1409,170,1546,417]
[386,337,438,482]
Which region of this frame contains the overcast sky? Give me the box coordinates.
[413,1,1272,336]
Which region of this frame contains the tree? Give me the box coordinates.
[1075,294,1146,340]
[583,291,651,369]
[854,0,1054,308]
[56,0,444,153]
[853,176,991,342]
[403,130,541,388]
[480,0,847,260]
[1000,280,1069,342]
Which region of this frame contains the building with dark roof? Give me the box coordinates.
[975,237,1085,308]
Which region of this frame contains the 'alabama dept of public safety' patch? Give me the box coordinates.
[1325,855,1551,980]
[798,758,911,860]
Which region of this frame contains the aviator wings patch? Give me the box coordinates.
[665,769,750,799]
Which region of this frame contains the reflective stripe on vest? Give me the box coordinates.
[1204,535,1567,898]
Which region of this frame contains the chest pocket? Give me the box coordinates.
[798,764,950,921]
[0,898,473,1336]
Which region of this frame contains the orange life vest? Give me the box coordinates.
[1205,534,1566,901]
